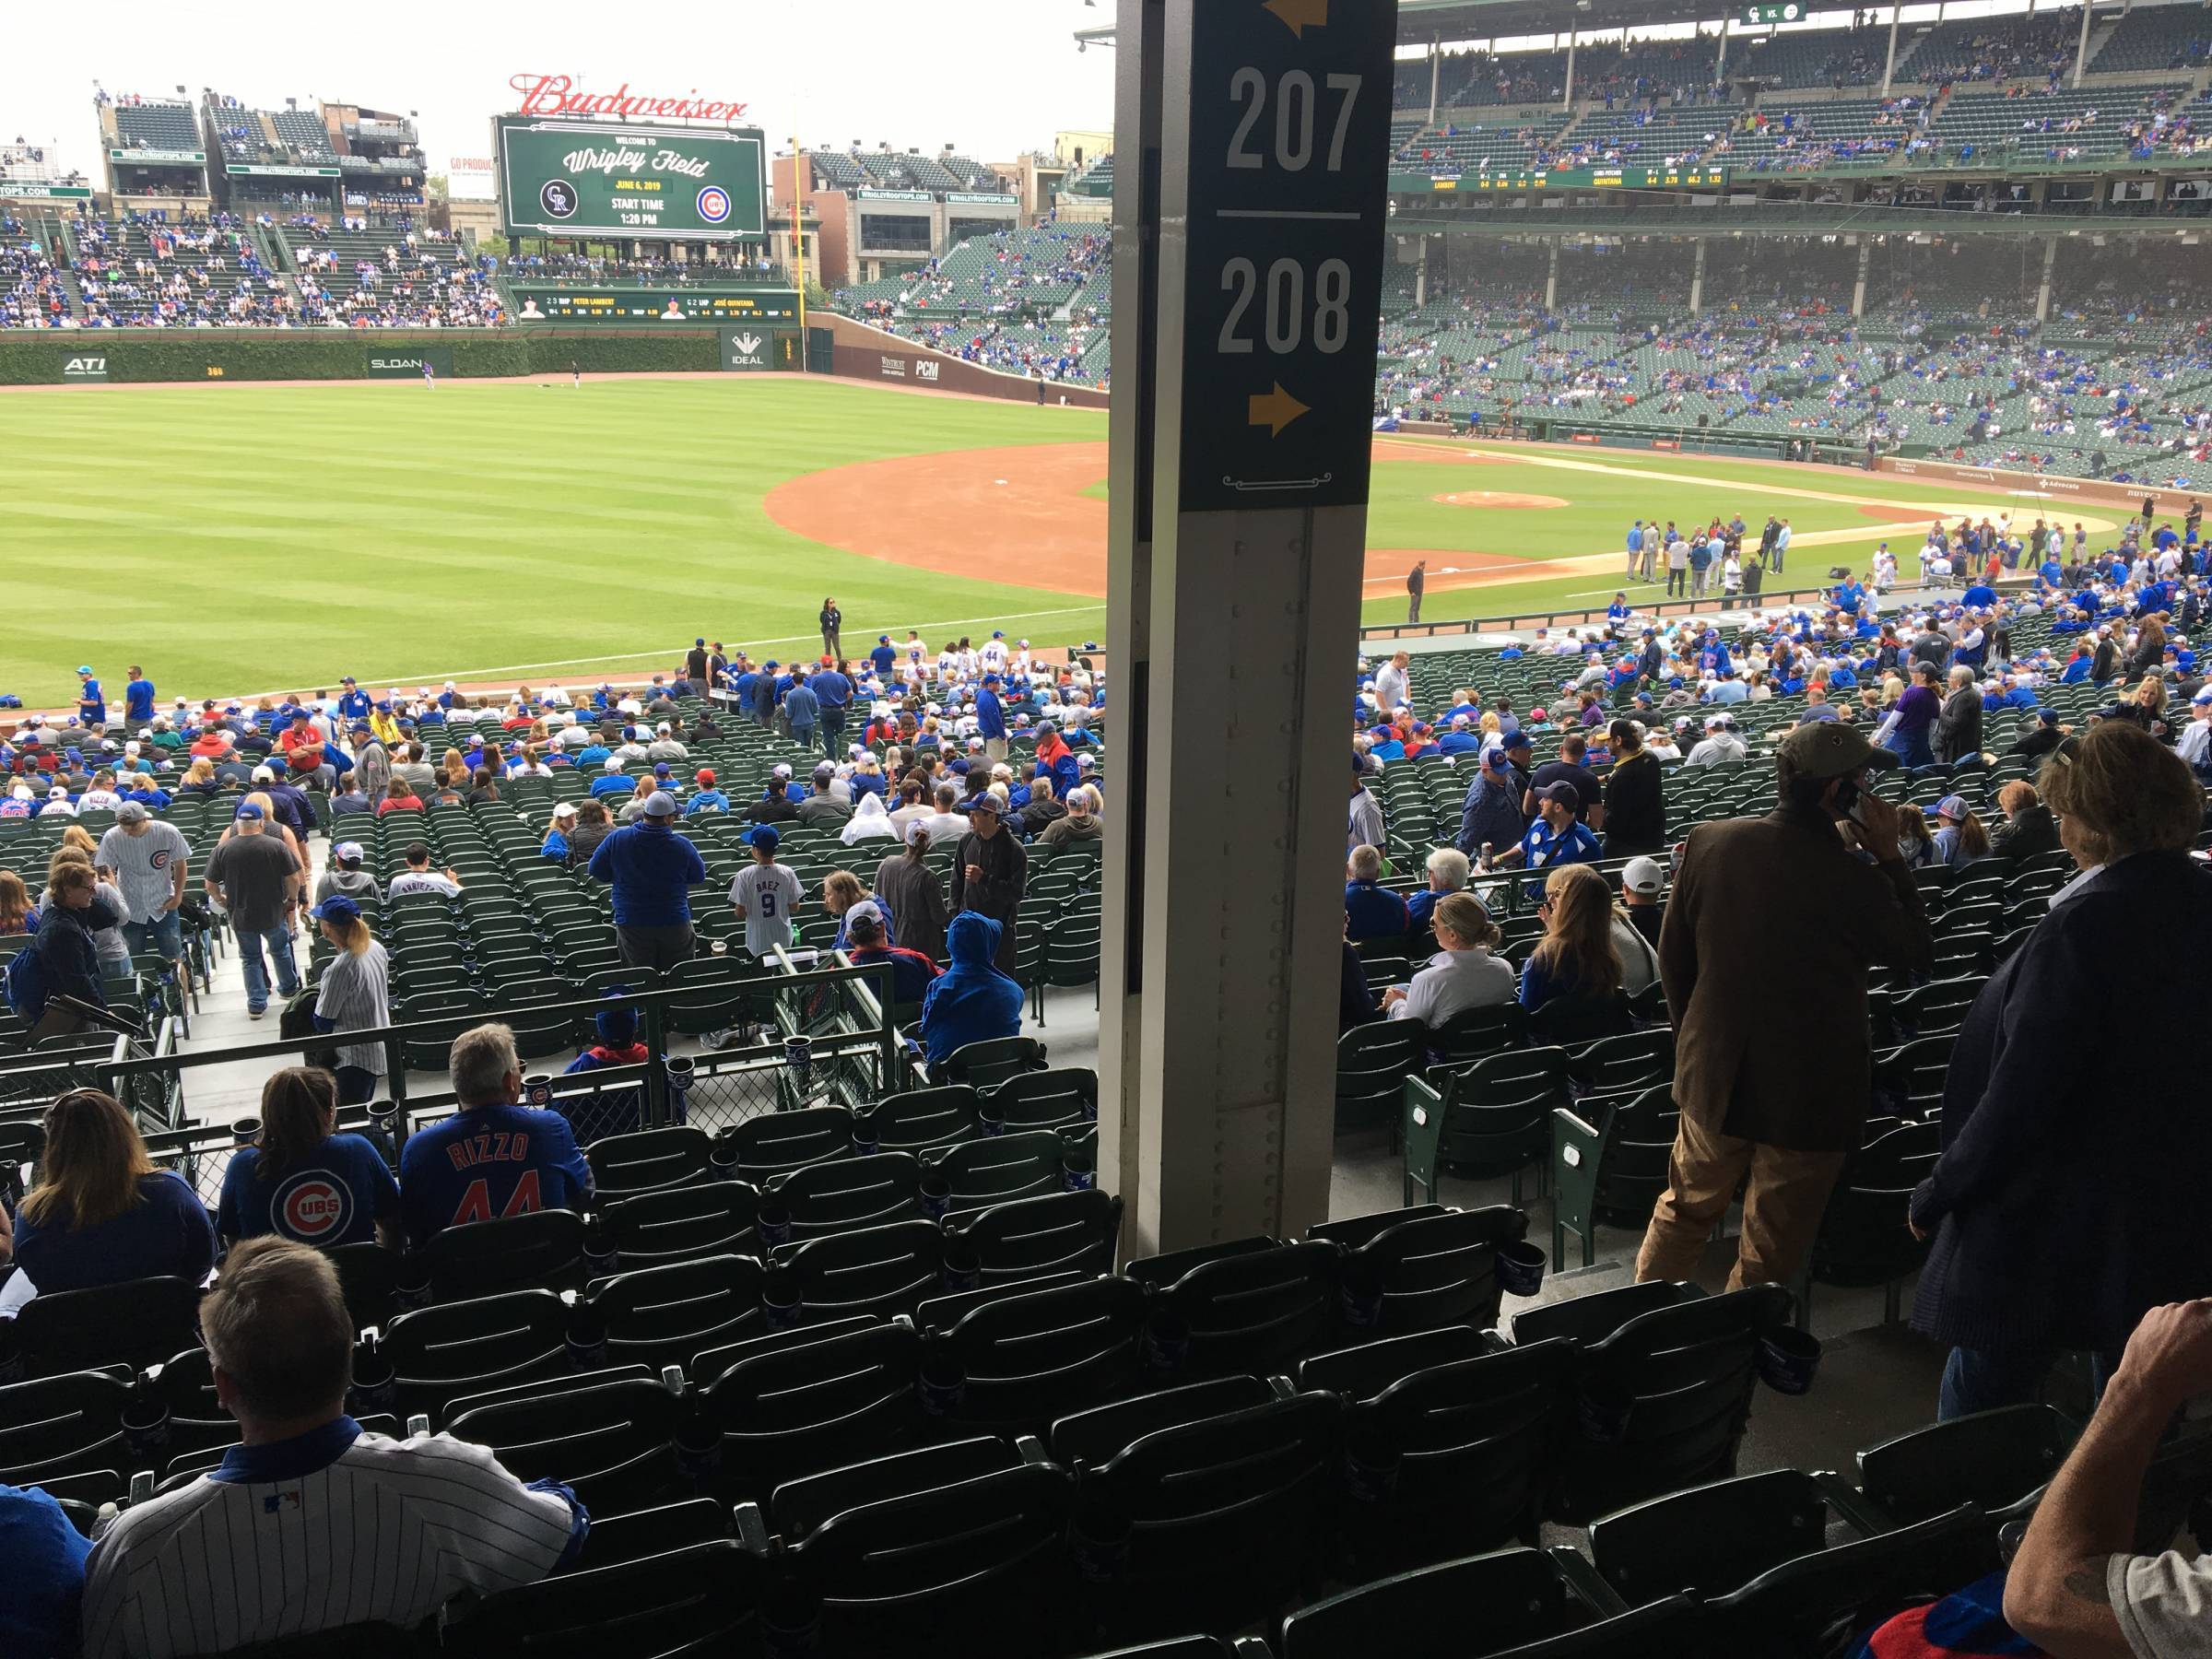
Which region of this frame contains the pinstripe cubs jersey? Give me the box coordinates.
[81,1417,582,1659]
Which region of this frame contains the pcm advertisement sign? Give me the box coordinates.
[497,116,766,240]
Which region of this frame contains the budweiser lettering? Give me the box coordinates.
[510,73,749,122]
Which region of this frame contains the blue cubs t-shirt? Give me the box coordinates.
[398,1103,594,1246]
[218,1133,400,1248]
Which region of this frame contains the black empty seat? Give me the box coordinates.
[1590,1467,1842,1602]
[987,1065,1099,1132]
[1853,1403,2077,1525]
[777,1448,1077,1659]
[923,1276,1147,1435]
[442,1539,769,1658]
[1073,1392,1345,1642]
[601,1181,761,1271]
[1805,1117,1940,1322]
[1140,1239,1345,1378]
[943,1036,1049,1090]
[11,1277,201,1377]
[587,1127,714,1202]
[1696,1502,1997,1658]
[1278,1547,1697,1659]
[0,1369,133,1486]
[1051,1376,1276,1469]
[945,1188,1123,1285]
[420,1209,587,1301]
[1335,1021,1427,1131]
[774,1218,947,1321]
[696,1319,921,1502]
[382,1289,572,1424]
[582,1254,768,1371]
[765,1150,924,1240]
[926,1130,1071,1211]
[721,1104,853,1182]
[444,1374,691,1514]
[1311,1205,1530,1335]
[1329,1335,1576,1573]
[324,1241,404,1328]
[858,1086,981,1154]
[1523,1282,1794,1523]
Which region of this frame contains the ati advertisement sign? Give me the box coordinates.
[512,286,797,324]
[59,354,109,383]
[366,347,455,379]
[722,328,798,371]
[498,115,765,240]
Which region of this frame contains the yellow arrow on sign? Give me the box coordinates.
[1248,382,1311,436]
[1263,0,1329,37]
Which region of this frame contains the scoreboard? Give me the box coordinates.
[497,115,766,240]
[509,285,797,324]
[1410,164,1731,192]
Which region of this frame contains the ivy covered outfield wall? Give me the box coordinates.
[0,328,724,385]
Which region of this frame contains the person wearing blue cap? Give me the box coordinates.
[203,803,304,1018]
[976,673,1008,763]
[308,894,390,1105]
[870,634,898,680]
[1454,745,1526,861]
[75,665,104,727]
[561,994,653,1142]
[587,789,706,972]
[728,825,803,960]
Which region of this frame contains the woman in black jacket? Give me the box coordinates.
[1910,723,2212,1418]
[26,862,114,1044]
[1985,781,2060,862]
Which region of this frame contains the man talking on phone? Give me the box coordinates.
[1636,721,1935,1291]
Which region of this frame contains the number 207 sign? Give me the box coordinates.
[1178,0,1396,513]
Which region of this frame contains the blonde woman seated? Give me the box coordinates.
[1382,891,1515,1027]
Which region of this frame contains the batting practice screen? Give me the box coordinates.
[497,116,767,240]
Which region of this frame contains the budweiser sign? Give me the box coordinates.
[509,74,749,123]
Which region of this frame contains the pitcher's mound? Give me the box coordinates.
[1432,490,1571,510]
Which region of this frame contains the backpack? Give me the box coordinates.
[5,941,47,1019]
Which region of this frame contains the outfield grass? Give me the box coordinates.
[3,376,2059,706]
[1,377,1107,703]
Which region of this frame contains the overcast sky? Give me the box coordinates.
[2,0,1116,182]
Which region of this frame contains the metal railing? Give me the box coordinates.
[21,945,890,1119]
[1359,579,1871,643]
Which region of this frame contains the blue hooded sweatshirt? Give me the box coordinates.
[920,912,1025,1068]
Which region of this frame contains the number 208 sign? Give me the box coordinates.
[1178,0,1395,513]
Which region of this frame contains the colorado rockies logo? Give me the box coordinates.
[696,184,731,224]
[275,1171,352,1243]
[540,178,578,219]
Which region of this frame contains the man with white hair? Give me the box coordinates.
[1407,846,1470,933]
[401,1023,593,1242]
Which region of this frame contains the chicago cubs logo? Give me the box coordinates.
[275,1171,352,1243]
[696,184,731,224]
[149,850,174,870]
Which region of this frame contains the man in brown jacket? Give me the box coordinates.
[1636,721,1935,1291]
